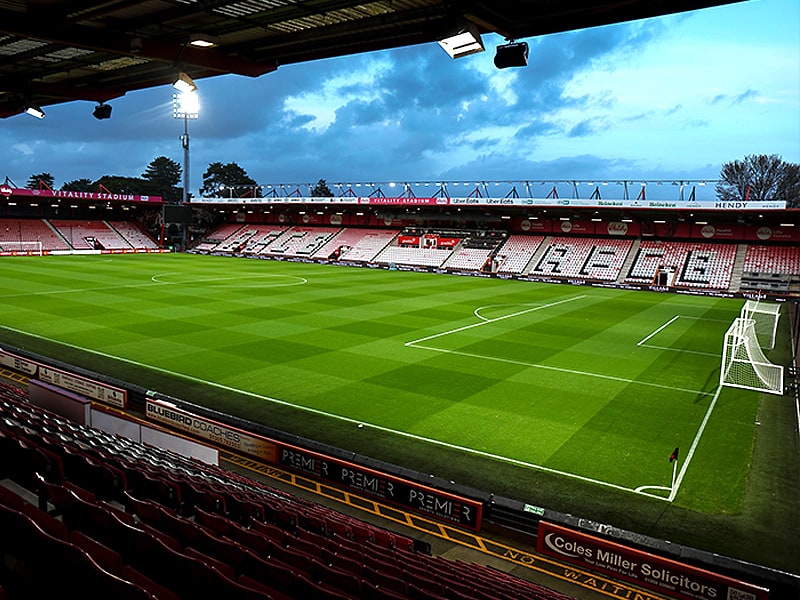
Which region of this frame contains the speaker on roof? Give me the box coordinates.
[93,102,112,120]
[494,41,529,69]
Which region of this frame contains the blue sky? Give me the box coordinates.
[1,0,798,198]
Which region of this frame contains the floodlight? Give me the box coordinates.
[189,33,220,48]
[92,102,112,120]
[494,41,529,69]
[25,105,45,119]
[173,91,199,119]
[173,71,198,94]
[438,23,484,59]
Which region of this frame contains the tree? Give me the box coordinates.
[777,162,800,208]
[92,175,147,195]
[61,178,94,192]
[200,162,260,198]
[311,179,333,197]
[142,156,182,203]
[716,154,800,206]
[26,172,55,190]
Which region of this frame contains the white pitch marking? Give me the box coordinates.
[407,295,586,347]
[0,323,669,501]
[669,385,724,502]
[407,342,715,397]
[150,272,307,287]
[637,315,680,347]
[639,344,719,358]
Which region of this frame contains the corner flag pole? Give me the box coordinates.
[669,447,679,492]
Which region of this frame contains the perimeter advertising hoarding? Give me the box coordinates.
[190,195,787,211]
[537,522,769,600]
[277,444,482,531]
[145,399,483,530]
[0,348,127,408]
[146,399,277,462]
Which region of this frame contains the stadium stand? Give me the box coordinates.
[0,382,575,600]
[109,222,160,250]
[528,237,634,281]
[0,219,157,252]
[186,222,800,297]
[242,227,290,255]
[205,223,247,245]
[441,231,507,272]
[443,247,494,271]
[214,226,261,253]
[262,226,343,257]
[0,218,70,252]
[494,235,545,274]
[312,228,400,261]
[740,245,800,294]
[374,245,454,268]
[50,220,133,250]
[624,240,737,290]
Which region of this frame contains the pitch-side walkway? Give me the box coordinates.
[222,450,669,600]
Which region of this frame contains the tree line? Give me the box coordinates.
[15,154,800,207]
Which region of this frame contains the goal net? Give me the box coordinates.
[0,241,43,255]
[740,299,780,350]
[720,317,783,395]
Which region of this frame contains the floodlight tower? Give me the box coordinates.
[172,88,198,249]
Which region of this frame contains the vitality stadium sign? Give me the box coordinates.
[537,522,769,600]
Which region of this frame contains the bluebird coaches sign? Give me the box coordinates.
[537,522,769,600]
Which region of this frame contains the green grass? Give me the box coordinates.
[1,252,797,574]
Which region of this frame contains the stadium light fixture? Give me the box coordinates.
[438,23,484,59]
[494,41,529,69]
[173,71,198,94]
[92,102,112,120]
[189,33,220,48]
[25,105,45,119]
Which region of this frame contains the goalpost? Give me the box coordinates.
[720,316,783,395]
[0,241,43,255]
[740,299,780,350]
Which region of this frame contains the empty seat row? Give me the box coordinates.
[1,385,574,600]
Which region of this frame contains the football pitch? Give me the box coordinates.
[0,252,797,571]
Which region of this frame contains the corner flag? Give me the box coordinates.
[669,447,679,463]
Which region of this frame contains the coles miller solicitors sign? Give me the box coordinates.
[537,522,769,600]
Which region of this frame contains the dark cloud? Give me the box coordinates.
[0,4,787,191]
[710,88,759,106]
[567,118,605,137]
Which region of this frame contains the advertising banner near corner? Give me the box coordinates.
[38,365,127,409]
[277,443,482,530]
[537,522,769,600]
[146,399,277,462]
[0,348,126,408]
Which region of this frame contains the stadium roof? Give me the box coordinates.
[0,0,746,118]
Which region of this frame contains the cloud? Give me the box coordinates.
[567,118,605,137]
[710,88,760,106]
[0,1,795,190]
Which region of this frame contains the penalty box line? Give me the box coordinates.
[637,315,728,357]
[405,296,714,398]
